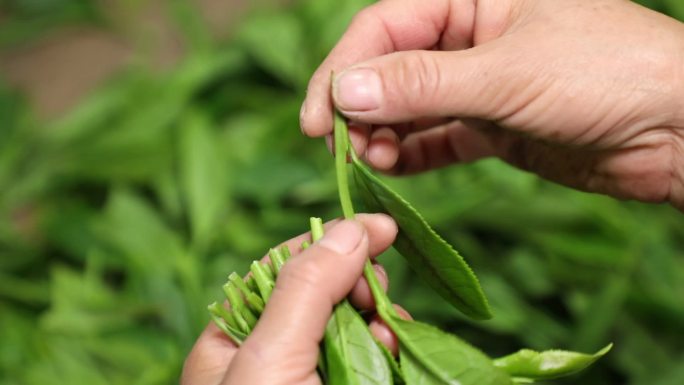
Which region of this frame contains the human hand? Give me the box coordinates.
[300,0,684,210]
[181,214,409,385]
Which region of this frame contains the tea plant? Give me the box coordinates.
[2,0,683,384]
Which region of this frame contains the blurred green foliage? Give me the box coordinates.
[1,0,683,384]
[0,0,102,47]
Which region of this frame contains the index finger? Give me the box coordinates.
[300,0,472,137]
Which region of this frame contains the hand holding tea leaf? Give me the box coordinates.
[301,0,684,210]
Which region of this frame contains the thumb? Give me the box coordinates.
[222,220,369,385]
[332,48,507,124]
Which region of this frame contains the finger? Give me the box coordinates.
[349,122,372,157]
[389,117,456,139]
[349,263,389,311]
[393,304,414,321]
[332,46,521,126]
[369,305,414,357]
[181,323,238,385]
[325,122,371,160]
[300,0,476,137]
[366,127,401,171]
[333,117,454,170]
[223,220,370,384]
[270,213,397,259]
[389,119,500,174]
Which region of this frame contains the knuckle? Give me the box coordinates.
[392,52,442,113]
[349,5,379,29]
[607,130,683,205]
[652,131,684,204]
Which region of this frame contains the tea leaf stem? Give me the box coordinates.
[333,112,355,220]
[310,217,325,241]
[333,111,398,318]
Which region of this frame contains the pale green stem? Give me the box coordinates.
[250,261,274,303]
[310,217,324,242]
[228,272,251,298]
[268,248,286,275]
[334,113,356,219]
[246,292,265,314]
[333,111,398,318]
[309,217,329,378]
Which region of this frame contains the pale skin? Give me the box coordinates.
[184,0,684,383]
[181,215,411,385]
[302,0,684,211]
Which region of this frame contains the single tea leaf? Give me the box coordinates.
[375,337,405,384]
[390,317,511,385]
[324,302,394,385]
[179,110,230,249]
[351,157,492,320]
[493,344,612,381]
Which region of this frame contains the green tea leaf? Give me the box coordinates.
[351,157,492,320]
[238,12,309,86]
[324,302,394,385]
[390,317,511,385]
[493,344,612,381]
[179,110,230,249]
[375,338,405,385]
[572,273,629,351]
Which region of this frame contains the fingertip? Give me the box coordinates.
[301,67,337,137]
[354,213,397,257]
[393,304,413,321]
[369,314,399,356]
[323,120,369,158]
[367,127,400,170]
[373,263,389,289]
[348,278,373,310]
[348,122,371,156]
[368,304,412,357]
[355,213,397,237]
[300,99,335,137]
[375,213,398,235]
[348,263,389,310]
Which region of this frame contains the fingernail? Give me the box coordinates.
[393,304,413,321]
[334,68,382,111]
[319,220,364,254]
[373,264,389,291]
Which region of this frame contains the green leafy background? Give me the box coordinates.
[1,1,683,384]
